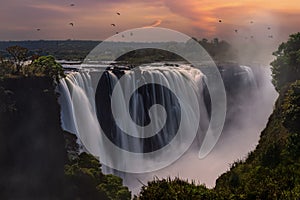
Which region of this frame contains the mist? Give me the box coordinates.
[118,47,278,194]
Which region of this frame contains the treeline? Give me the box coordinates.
[134,33,300,199]
[0,38,237,63]
[0,40,99,61]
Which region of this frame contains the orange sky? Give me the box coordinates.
[0,0,300,43]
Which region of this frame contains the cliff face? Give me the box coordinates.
[214,82,300,199]
[0,77,66,199]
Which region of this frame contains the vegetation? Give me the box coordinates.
[136,33,300,199]
[0,39,237,64]
[0,40,99,61]
[64,152,131,200]
[63,131,131,200]
[137,177,218,200]
[25,55,65,82]
[271,32,300,92]
[0,47,130,199]
[1,32,300,199]
[0,45,65,82]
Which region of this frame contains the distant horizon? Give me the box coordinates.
[1,0,300,44]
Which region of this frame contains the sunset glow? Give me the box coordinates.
[1,0,300,42]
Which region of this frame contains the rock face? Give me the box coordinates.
[0,77,66,199]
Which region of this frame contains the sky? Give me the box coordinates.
[1,0,300,44]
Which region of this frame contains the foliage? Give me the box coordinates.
[64,152,131,200]
[0,39,237,63]
[282,80,300,133]
[6,45,29,73]
[271,32,300,92]
[136,34,300,199]
[138,177,218,200]
[0,46,65,82]
[26,55,65,82]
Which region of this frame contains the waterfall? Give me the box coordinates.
[57,64,258,174]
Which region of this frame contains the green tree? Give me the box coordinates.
[28,55,65,82]
[271,32,300,92]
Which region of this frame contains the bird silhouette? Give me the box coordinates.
[116,12,121,15]
[69,22,74,26]
[235,29,238,33]
[116,32,119,34]
[111,24,116,27]
[219,19,222,23]
[70,3,75,6]
[250,21,254,24]
[36,28,41,31]
[268,27,271,30]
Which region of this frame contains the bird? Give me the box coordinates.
[36,28,41,31]
[69,22,74,26]
[218,19,222,23]
[116,32,119,34]
[116,12,121,15]
[268,27,271,30]
[70,3,75,6]
[250,21,254,24]
[111,23,116,27]
[234,29,238,33]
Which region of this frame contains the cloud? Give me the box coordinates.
[143,19,162,28]
[0,0,300,41]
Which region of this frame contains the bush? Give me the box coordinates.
[27,55,65,82]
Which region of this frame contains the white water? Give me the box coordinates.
[57,64,276,193]
[58,65,207,170]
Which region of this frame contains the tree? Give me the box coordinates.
[6,45,29,74]
[29,55,65,82]
[271,32,300,92]
[64,152,131,200]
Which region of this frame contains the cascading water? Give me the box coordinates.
[57,63,263,192]
[58,65,207,168]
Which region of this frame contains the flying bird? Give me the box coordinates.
[268,27,271,30]
[250,21,254,24]
[69,22,74,26]
[111,23,116,27]
[36,28,41,31]
[116,12,121,15]
[116,32,119,34]
[234,29,238,33]
[219,19,222,23]
[70,3,75,6]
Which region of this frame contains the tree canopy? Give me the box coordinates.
[271,32,300,92]
[0,46,65,82]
